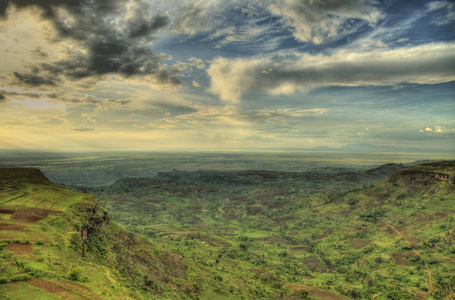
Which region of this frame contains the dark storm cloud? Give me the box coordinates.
[30,48,48,59]
[0,0,121,19]
[0,90,57,99]
[153,102,199,115]
[0,92,5,102]
[3,0,179,86]
[170,1,211,35]
[13,72,59,86]
[72,127,94,132]
[126,2,170,39]
[63,97,132,107]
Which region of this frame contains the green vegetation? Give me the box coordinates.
[1,161,455,299]
[0,168,193,299]
[90,161,455,299]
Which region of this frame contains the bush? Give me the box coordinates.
[299,289,309,299]
[10,274,32,282]
[68,233,83,253]
[0,276,9,284]
[67,267,89,282]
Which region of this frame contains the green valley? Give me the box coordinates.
[1,161,455,299]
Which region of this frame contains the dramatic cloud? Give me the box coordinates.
[72,127,94,132]
[427,1,455,25]
[169,0,211,35]
[208,43,455,102]
[268,0,383,44]
[0,1,454,151]
[1,0,179,87]
[13,72,59,86]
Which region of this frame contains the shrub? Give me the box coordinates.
[67,267,89,282]
[68,233,83,253]
[0,276,9,284]
[299,289,309,299]
[0,242,8,250]
[10,274,32,282]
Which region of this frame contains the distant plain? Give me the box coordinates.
[1,150,454,186]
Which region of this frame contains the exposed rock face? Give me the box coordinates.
[390,161,455,186]
[435,173,454,183]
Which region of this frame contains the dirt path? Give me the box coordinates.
[381,218,433,295]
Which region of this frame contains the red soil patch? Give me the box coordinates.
[165,226,185,232]
[158,253,188,278]
[5,243,34,259]
[286,283,349,300]
[26,278,87,300]
[246,206,262,215]
[311,233,330,241]
[264,235,298,246]
[391,252,410,266]
[222,213,240,220]
[421,215,434,223]
[189,205,202,212]
[266,202,285,210]
[301,256,333,273]
[0,221,25,231]
[350,238,372,249]
[434,212,449,218]
[345,227,360,233]
[209,237,231,246]
[228,196,249,204]
[290,246,307,252]
[10,207,62,223]
[250,268,279,282]
[0,208,15,214]
[58,280,105,300]
[272,215,294,223]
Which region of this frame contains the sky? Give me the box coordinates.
[0,0,454,152]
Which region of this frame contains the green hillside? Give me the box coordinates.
[0,168,193,299]
[1,162,455,299]
[90,161,455,299]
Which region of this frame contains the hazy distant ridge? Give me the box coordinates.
[313,143,433,153]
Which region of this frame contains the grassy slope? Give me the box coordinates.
[1,162,454,300]
[92,162,455,300]
[0,168,196,299]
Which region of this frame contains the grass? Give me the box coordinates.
[0,281,61,300]
[1,161,455,299]
[84,161,455,299]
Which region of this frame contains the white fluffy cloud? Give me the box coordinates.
[421,126,455,134]
[268,0,383,44]
[208,43,455,102]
